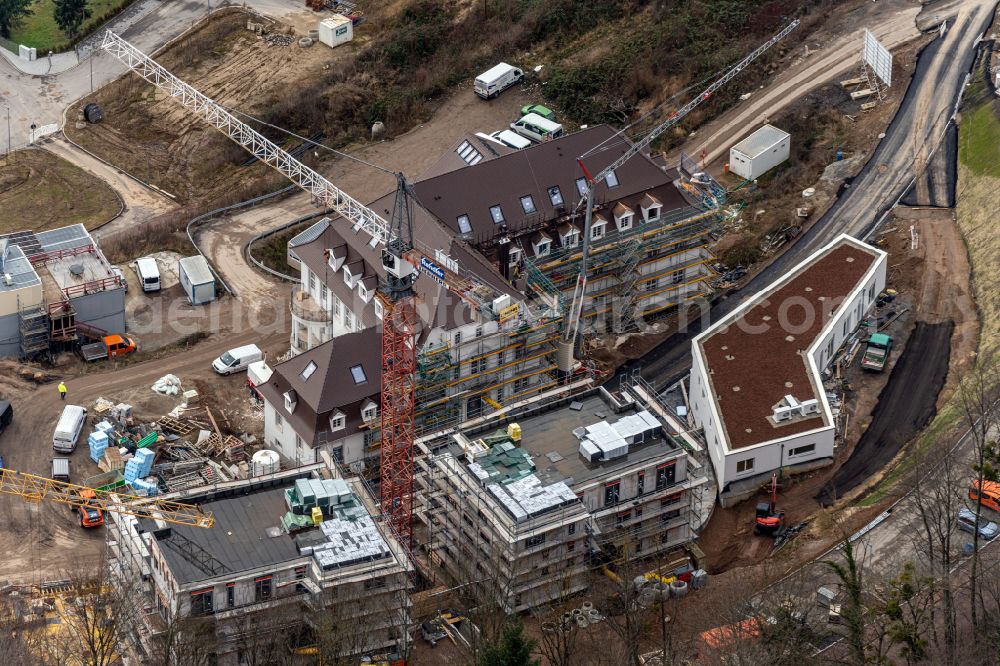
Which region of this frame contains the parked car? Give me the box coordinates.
[134,256,161,292]
[489,130,532,150]
[0,399,11,436]
[213,344,263,376]
[53,405,87,454]
[111,266,128,293]
[520,104,555,121]
[51,457,71,483]
[510,113,564,143]
[957,507,999,540]
[970,480,1000,513]
[474,62,523,99]
[80,334,138,362]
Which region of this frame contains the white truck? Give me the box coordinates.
[474,63,523,99]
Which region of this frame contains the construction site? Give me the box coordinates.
[0,0,997,663]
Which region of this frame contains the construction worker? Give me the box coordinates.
[58,381,67,401]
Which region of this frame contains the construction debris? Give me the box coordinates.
[152,374,182,395]
[264,34,294,47]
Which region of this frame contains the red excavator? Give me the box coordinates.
[754,473,784,536]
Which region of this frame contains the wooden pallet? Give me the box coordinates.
[158,416,196,436]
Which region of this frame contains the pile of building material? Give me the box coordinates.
[264,33,293,47]
[152,374,182,396]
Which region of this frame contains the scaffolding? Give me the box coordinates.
[17,303,49,359]
[524,205,721,332]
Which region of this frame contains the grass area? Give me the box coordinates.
[10,0,128,52]
[860,97,1000,506]
[0,148,121,233]
[957,100,1000,178]
[252,225,308,275]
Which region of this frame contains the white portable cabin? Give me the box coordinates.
[728,124,790,180]
[318,14,353,49]
[177,255,216,305]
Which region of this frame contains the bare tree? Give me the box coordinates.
[149,611,218,666]
[60,551,140,666]
[822,538,866,666]
[533,606,580,666]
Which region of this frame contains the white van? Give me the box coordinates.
[213,344,263,376]
[474,63,523,99]
[53,404,87,453]
[490,130,532,150]
[510,113,564,143]
[135,257,161,292]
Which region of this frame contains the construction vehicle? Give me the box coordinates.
[754,473,784,536]
[565,19,800,352]
[99,30,534,552]
[861,332,892,372]
[0,467,214,528]
[72,488,105,528]
[80,334,138,362]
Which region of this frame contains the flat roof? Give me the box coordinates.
[732,124,789,159]
[697,237,881,450]
[179,255,214,286]
[0,243,40,293]
[464,392,682,490]
[140,479,393,585]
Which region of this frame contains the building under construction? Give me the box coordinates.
[414,380,712,612]
[0,224,125,359]
[108,463,412,663]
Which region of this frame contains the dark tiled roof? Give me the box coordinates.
[420,133,516,180]
[699,240,880,450]
[411,125,686,240]
[294,225,379,329]
[269,332,380,414]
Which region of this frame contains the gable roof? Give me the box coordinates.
[411,125,687,241]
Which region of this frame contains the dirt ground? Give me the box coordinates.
[0,146,122,233]
[697,209,979,574]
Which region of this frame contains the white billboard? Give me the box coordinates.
[862,29,892,88]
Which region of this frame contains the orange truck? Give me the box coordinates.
[72,489,104,528]
[80,335,138,362]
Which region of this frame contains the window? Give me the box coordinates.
[526,534,545,548]
[308,272,316,293]
[190,589,213,616]
[496,350,504,365]
[331,446,343,463]
[826,338,834,361]
[254,576,273,602]
[364,430,380,447]
[535,241,550,257]
[605,170,619,188]
[489,205,505,224]
[736,458,755,474]
[646,206,660,221]
[274,411,283,432]
[226,583,235,607]
[568,523,576,535]
[454,331,463,346]
[868,283,876,302]
[616,510,631,526]
[548,186,563,206]
[562,231,579,248]
[350,364,368,384]
[617,214,633,232]
[520,195,537,214]
[294,566,307,593]
[475,325,484,338]
[362,402,378,422]
[604,481,621,506]
[330,412,345,431]
[575,178,588,198]
[644,278,658,292]
[789,444,816,457]
[591,222,605,241]
[567,540,576,552]
[655,463,676,490]
[457,214,472,234]
[637,471,645,495]
[508,247,522,265]
[295,434,303,453]
[300,361,317,381]
[471,358,487,375]
[358,284,370,301]
[283,391,296,413]
[661,493,682,507]
[374,299,383,320]
[662,508,681,521]
[343,270,355,287]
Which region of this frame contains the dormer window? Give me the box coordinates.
[561,228,579,248]
[344,270,356,288]
[520,195,536,214]
[457,214,472,235]
[617,214,633,232]
[605,170,619,188]
[489,205,505,225]
[591,215,607,241]
[614,203,635,232]
[283,390,297,413]
[646,206,661,221]
[535,240,550,257]
[547,186,563,206]
[358,283,373,303]
[375,299,384,320]
[640,193,662,222]
[329,411,345,431]
[362,401,378,422]
[508,247,522,265]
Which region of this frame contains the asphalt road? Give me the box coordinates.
[619,0,997,390]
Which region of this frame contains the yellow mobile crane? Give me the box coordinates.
[0,468,214,528]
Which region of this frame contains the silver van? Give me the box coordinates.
[53,404,87,453]
[510,113,564,143]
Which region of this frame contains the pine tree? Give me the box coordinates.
[477,620,540,666]
[53,0,91,39]
[0,0,31,39]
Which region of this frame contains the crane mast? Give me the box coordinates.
[0,468,214,528]
[562,19,800,349]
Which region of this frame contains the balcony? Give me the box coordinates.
[289,286,330,323]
